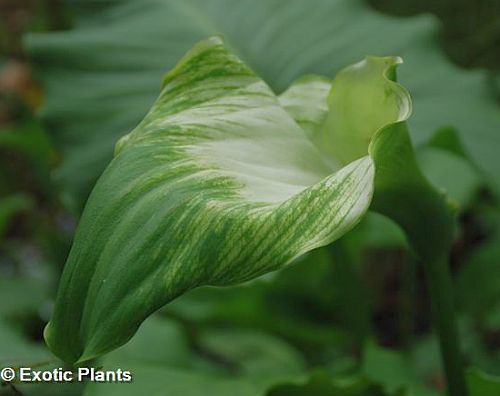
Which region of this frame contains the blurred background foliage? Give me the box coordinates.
[0,0,499,395]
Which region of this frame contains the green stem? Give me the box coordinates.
[423,255,467,396]
[400,254,416,351]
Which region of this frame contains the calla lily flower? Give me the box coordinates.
[45,37,454,365]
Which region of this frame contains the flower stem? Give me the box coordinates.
[423,254,468,396]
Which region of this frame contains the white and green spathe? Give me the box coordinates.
[45,37,453,364]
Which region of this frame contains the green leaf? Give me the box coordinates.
[26,0,500,210]
[362,341,442,396]
[266,371,389,396]
[101,316,192,368]
[369,120,455,263]
[0,320,51,368]
[466,368,500,396]
[351,212,407,249]
[85,315,307,396]
[419,127,481,209]
[197,328,306,379]
[87,314,395,396]
[417,147,480,209]
[84,364,266,396]
[17,382,85,396]
[0,276,48,316]
[456,211,500,322]
[0,121,52,162]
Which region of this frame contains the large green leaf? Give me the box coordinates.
[85,315,307,396]
[27,0,500,210]
[85,314,392,396]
